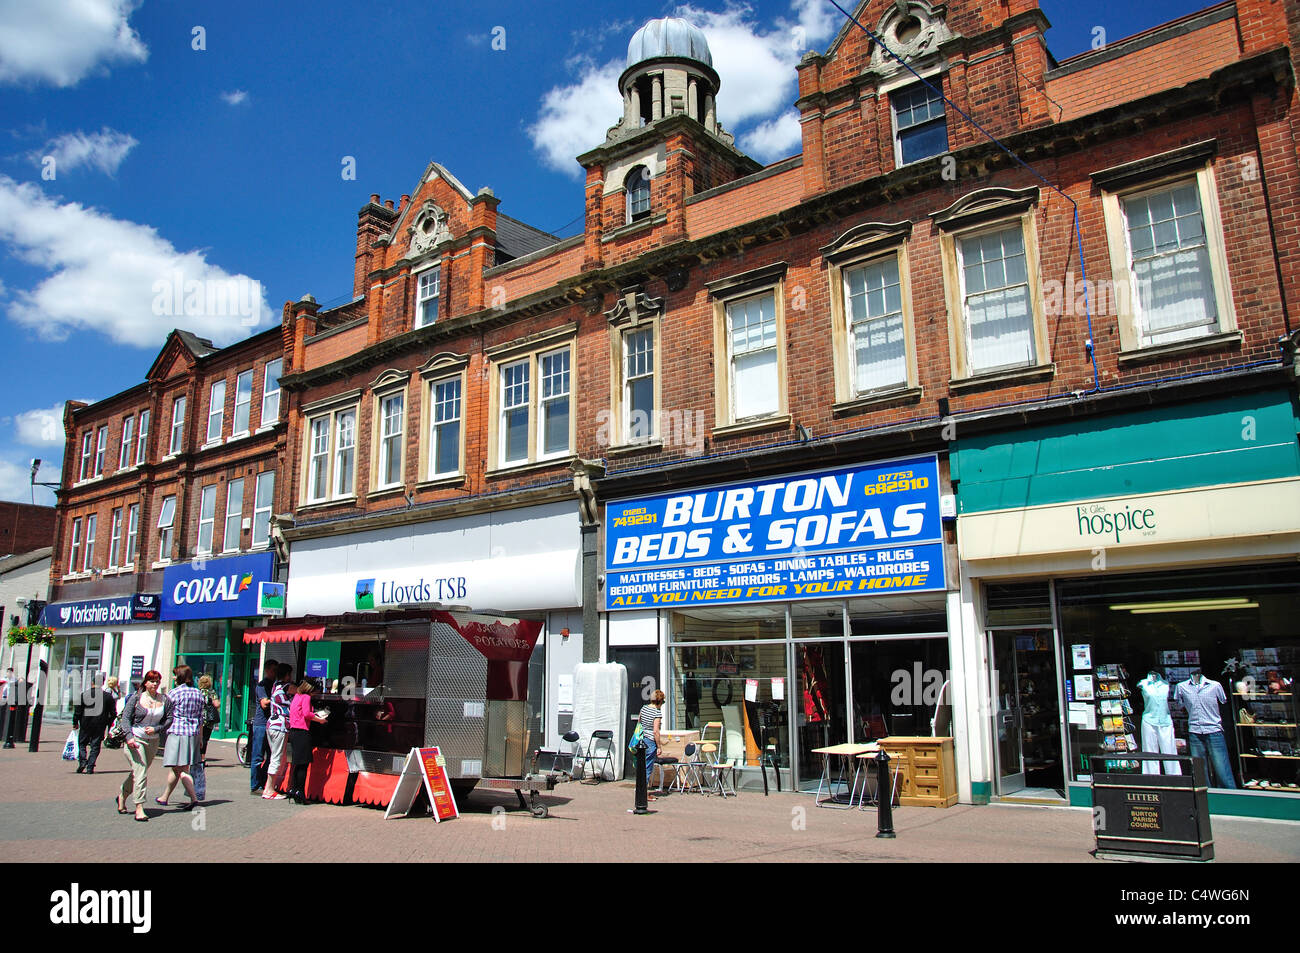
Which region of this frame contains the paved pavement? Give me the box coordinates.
[1,740,1297,862]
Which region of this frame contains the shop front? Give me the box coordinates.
[604,454,957,793]
[953,389,1300,819]
[284,500,581,755]
[161,551,277,739]
[39,593,163,718]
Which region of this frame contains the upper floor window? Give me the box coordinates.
[415,267,441,328]
[83,513,97,571]
[252,471,275,547]
[94,426,108,476]
[303,401,358,504]
[892,81,947,166]
[109,508,123,567]
[206,380,226,444]
[169,396,186,455]
[125,503,139,566]
[428,376,462,478]
[224,477,244,552]
[79,432,93,481]
[375,391,406,490]
[119,416,135,470]
[1096,152,1236,356]
[626,167,652,223]
[623,328,656,441]
[604,291,663,448]
[157,495,176,562]
[260,359,282,427]
[197,484,217,555]
[487,330,576,470]
[233,369,253,436]
[135,410,149,466]
[69,517,83,574]
[707,264,789,431]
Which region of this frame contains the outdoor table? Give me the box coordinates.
[656,729,700,790]
[811,743,876,808]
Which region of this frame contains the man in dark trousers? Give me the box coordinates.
[72,677,113,774]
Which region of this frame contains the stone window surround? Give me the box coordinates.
[300,388,362,506]
[605,290,664,451]
[416,352,470,484]
[706,261,790,435]
[485,323,577,473]
[368,369,412,496]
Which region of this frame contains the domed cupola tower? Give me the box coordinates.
[608,16,732,146]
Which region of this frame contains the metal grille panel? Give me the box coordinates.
[485,700,529,776]
[424,697,488,779]
[384,624,430,697]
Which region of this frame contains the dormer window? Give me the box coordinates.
[626,167,651,223]
[415,266,440,328]
[892,81,948,166]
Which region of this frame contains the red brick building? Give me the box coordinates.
[279,1,1300,814]
[47,328,286,726]
[0,502,55,557]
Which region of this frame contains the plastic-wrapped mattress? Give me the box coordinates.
[572,663,628,779]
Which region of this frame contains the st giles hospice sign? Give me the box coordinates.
[604,455,945,610]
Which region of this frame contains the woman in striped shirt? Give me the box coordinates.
[638,690,665,797]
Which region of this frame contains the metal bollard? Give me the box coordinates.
[634,740,649,814]
[875,749,896,839]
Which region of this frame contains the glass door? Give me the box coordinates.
[991,631,1025,793]
[794,641,847,792]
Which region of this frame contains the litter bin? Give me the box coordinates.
[1091,754,1213,862]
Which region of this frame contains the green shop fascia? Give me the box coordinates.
[952,385,1300,820]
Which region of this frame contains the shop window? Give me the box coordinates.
[157,494,176,562]
[1097,154,1237,355]
[936,188,1049,382]
[892,80,947,166]
[252,471,274,547]
[233,369,253,436]
[169,395,186,455]
[626,166,651,223]
[260,358,282,427]
[415,266,440,328]
[94,426,107,475]
[1055,564,1300,794]
[486,328,576,471]
[125,503,139,565]
[118,416,135,470]
[135,410,149,466]
[196,484,217,555]
[206,380,225,444]
[109,507,123,567]
[223,477,244,552]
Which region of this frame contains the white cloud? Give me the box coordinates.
[0,0,147,88]
[220,89,248,106]
[13,404,70,447]
[29,127,138,176]
[0,176,271,348]
[528,1,838,175]
[740,110,802,161]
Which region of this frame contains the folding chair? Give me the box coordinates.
[581,730,615,783]
[672,743,707,793]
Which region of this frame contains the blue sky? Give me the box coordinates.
[0,0,1214,503]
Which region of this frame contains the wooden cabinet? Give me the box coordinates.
[878,736,958,807]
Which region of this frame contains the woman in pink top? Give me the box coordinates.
[287,681,328,804]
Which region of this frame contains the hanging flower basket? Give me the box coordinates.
[6,624,56,647]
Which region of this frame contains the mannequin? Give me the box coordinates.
[1174,670,1236,789]
[1137,669,1180,775]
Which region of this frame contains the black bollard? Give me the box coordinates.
[633,740,649,814]
[875,749,896,839]
[2,705,14,748]
[27,703,43,752]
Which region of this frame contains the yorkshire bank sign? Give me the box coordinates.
[957,479,1300,562]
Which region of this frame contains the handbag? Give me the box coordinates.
[103,724,126,749]
[61,730,79,761]
[628,723,644,753]
[203,695,219,727]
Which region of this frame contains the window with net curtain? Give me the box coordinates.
[1122,181,1217,348]
[844,256,906,393]
[959,224,1035,374]
[727,292,779,419]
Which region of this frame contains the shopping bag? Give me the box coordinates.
[61,731,79,762]
[191,757,207,801]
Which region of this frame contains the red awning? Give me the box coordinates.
[243,626,326,645]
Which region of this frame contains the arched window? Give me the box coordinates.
[626,166,651,223]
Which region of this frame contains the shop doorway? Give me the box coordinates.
[990,628,1064,798]
[794,642,847,792]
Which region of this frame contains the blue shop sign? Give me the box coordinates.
[604,454,945,610]
[161,551,276,621]
[41,594,161,628]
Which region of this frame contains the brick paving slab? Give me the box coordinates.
[1,741,1295,862]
